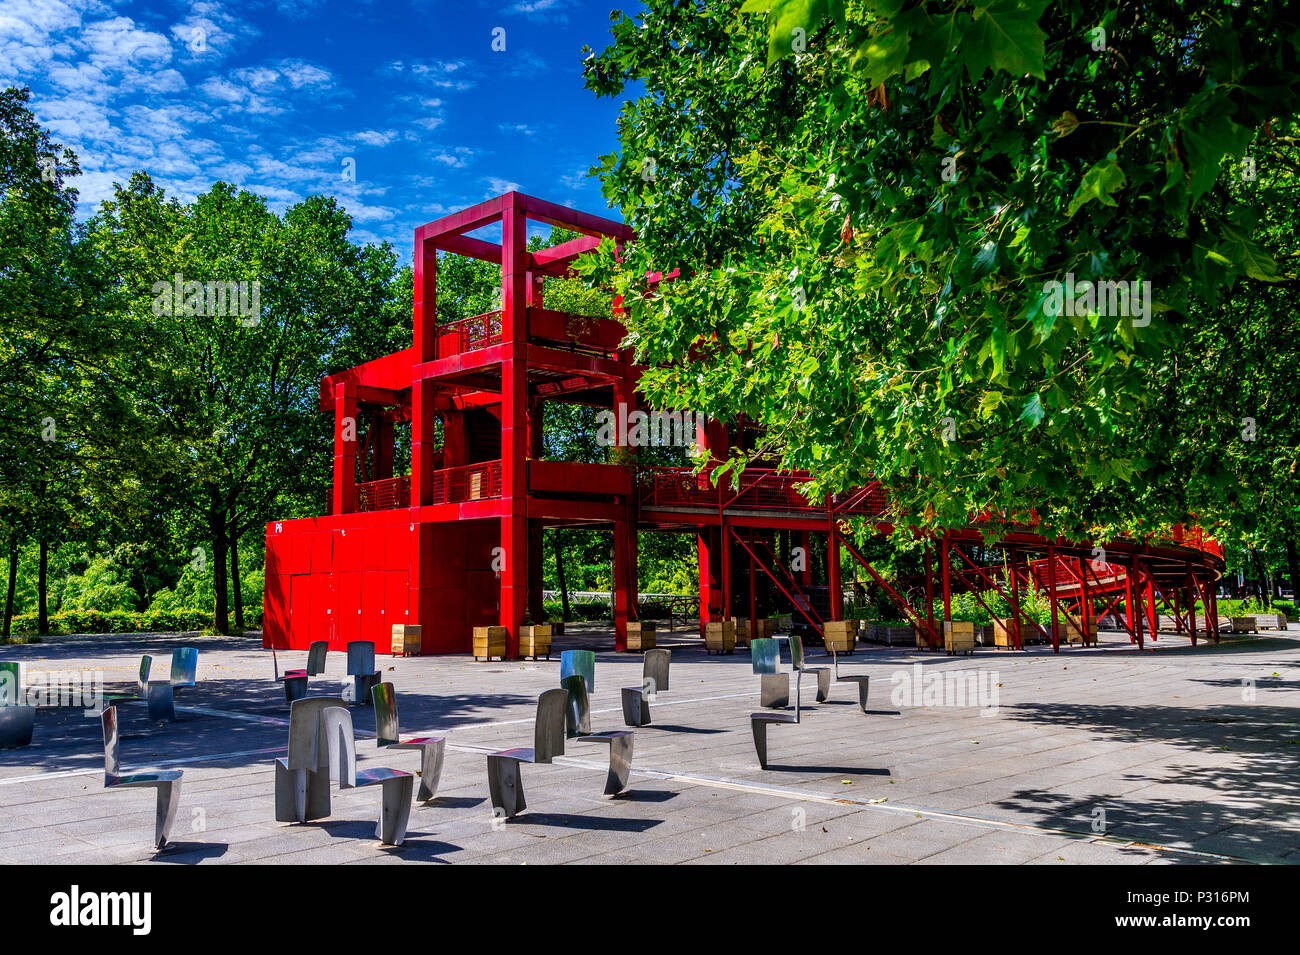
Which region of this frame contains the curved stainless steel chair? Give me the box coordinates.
[790,635,832,704]
[372,682,445,802]
[750,638,790,708]
[0,662,35,748]
[562,676,633,796]
[561,674,592,737]
[306,640,329,676]
[559,649,595,694]
[821,627,871,713]
[643,648,670,695]
[486,688,569,819]
[344,641,380,705]
[101,706,183,850]
[319,706,414,846]
[751,639,809,768]
[621,686,650,727]
[106,655,175,722]
[750,711,799,769]
[274,696,345,823]
[169,648,198,692]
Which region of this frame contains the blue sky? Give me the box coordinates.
[1,0,640,256]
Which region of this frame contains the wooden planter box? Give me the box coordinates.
[732,617,750,647]
[979,624,996,646]
[991,618,1022,648]
[518,624,552,661]
[473,625,509,661]
[549,620,565,636]
[704,620,735,655]
[391,624,422,657]
[1254,613,1287,631]
[1229,616,1257,633]
[1060,616,1099,646]
[943,620,976,655]
[872,623,914,646]
[626,621,656,651]
[824,619,857,654]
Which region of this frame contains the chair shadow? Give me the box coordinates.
[646,724,727,735]
[508,812,663,833]
[608,789,679,804]
[375,838,464,862]
[421,795,485,810]
[153,841,229,864]
[763,765,891,776]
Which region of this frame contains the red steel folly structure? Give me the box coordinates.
[263,192,1226,658]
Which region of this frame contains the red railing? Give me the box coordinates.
[356,462,503,510]
[637,466,1222,561]
[637,467,890,516]
[436,311,502,356]
[357,476,410,511]
[429,460,502,504]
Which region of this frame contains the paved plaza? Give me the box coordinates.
[2,625,1299,865]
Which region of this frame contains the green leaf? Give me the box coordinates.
[963,0,1048,80]
[1067,154,1127,217]
[1018,393,1045,427]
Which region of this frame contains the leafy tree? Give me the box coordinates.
[580,1,1300,552]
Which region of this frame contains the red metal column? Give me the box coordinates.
[797,530,811,588]
[942,531,951,620]
[1078,555,1090,648]
[747,529,758,626]
[498,195,528,658]
[332,380,357,515]
[827,521,842,621]
[1133,557,1146,650]
[1124,556,1137,643]
[1186,564,1198,646]
[1009,548,1023,650]
[698,528,721,630]
[924,539,935,635]
[1047,544,1060,653]
[613,520,635,651]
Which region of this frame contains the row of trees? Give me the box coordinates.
[0,86,696,637]
[580,0,1300,595]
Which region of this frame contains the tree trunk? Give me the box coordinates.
[2,534,17,639]
[211,498,229,635]
[1286,538,1300,609]
[553,529,570,621]
[37,538,48,635]
[230,521,244,631]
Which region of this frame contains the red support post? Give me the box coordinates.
[1047,544,1060,653]
[332,381,357,515]
[498,194,528,658]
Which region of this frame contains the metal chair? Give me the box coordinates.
[561,676,633,797]
[559,649,596,694]
[106,655,175,722]
[169,648,198,692]
[306,640,329,676]
[273,647,310,703]
[750,638,789,708]
[790,634,832,704]
[100,706,183,850]
[371,682,446,802]
[0,661,34,748]
[831,645,871,712]
[343,641,380,705]
[621,648,670,727]
[485,688,569,819]
[643,648,670,694]
[319,705,414,846]
[751,639,810,769]
[274,696,345,823]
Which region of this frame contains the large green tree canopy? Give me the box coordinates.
[580,0,1300,545]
